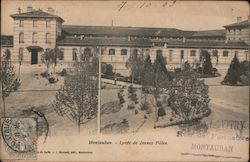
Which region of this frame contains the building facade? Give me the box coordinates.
[1,7,249,75]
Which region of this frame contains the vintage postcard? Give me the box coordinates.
[0,0,249,161]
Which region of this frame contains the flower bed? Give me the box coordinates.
[154,108,211,128]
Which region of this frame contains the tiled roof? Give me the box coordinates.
[57,36,248,49]
[62,25,226,39]
[62,25,193,38]
[189,30,225,38]
[0,35,13,47]
[57,37,152,47]
[166,40,249,49]
[10,10,64,22]
[224,20,249,28]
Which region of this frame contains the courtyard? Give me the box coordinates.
[3,64,249,137]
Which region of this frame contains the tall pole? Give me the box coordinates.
[97,47,101,134]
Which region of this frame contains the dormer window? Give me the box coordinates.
[19,20,24,27]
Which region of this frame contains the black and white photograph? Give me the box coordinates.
[0,0,249,161]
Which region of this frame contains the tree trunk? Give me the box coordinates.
[0,84,6,118]
[77,117,81,136]
[53,64,56,74]
[2,94,6,117]
[132,71,134,86]
[18,63,21,78]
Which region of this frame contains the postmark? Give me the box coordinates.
[1,118,37,153]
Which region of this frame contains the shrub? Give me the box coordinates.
[158,107,166,117]
[128,104,135,110]
[168,74,210,121]
[239,74,249,85]
[141,102,149,111]
[212,68,218,73]
[201,50,213,75]
[223,55,241,85]
[174,68,182,74]
[48,77,58,84]
[128,85,136,93]
[61,68,67,76]
[41,71,48,78]
[128,93,138,103]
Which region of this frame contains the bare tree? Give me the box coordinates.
[0,54,21,117]
[18,49,23,77]
[41,47,61,75]
[126,48,145,85]
[53,56,98,135]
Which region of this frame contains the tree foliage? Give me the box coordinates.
[201,50,214,75]
[168,73,210,121]
[126,49,144,83]
[1,55,21,98]
[53,55,98,134]
[152,52,171,88]
[223,55,249,85]
[141,54,154,86]
[102,63,114,76]
[41,47,62,74]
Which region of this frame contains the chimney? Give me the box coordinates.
[47,7,54,14]
[237,16,242,23]
[18,8,21,14]
[27,6,32,12]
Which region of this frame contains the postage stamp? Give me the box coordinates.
[1,118,37,159]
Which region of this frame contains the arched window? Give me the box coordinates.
[32,32,37,43]
[121,49,127,55]
[59,48,64,60]
[19,32,24,43]
[72,48,77,61]
[109,49,115,55]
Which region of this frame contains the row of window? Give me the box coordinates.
[19,32,51,43]
[19,20,51,28]
[69,48,237,61]
[17,47,246,62]
[227,29,242,35]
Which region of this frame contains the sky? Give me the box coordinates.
[1,0,249,35]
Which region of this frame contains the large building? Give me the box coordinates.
[1,7,249,74]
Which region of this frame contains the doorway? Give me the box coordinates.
[31,50,38,64]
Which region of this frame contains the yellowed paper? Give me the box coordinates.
[1,0,249,161]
